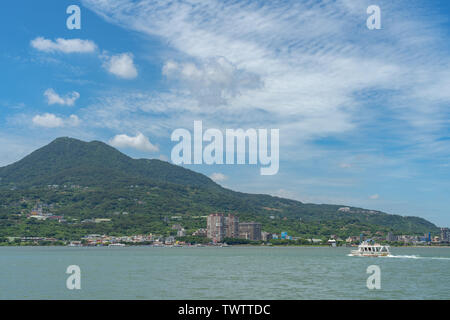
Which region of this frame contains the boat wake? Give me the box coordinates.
[383,254,450,260]
[347,254,450,260]
[386,254,420,259]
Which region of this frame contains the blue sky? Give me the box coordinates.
[1,0,449,227]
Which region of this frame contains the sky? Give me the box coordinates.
[0,0,449,227]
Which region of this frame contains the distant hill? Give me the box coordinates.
[0,137,439,239]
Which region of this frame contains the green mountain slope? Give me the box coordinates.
[0,137,217,189]
[0,137,439,239]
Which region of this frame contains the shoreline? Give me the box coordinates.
[1,244,449,248]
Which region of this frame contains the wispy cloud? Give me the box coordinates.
[163,57,262,106]
[30,37,97,53]
[44,88,80,106]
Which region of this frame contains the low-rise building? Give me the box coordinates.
[192,228,207,237]
[261,231,272,241]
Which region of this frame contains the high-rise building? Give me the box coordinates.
[225,214,239,238]
[239,222,262,241]
[386,232,397,242]
[441,228,450,243]
[207,213,225,242]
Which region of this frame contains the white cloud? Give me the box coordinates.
[32,113,81,128]
[210,172,228,182]
[32,113,64,128]
[369,194,380,200]
[102,53,138,79]
[163,57,262,106]
[44,88,80,106]
[109,133,158,152]
[67,115,81,127]
[30,37,97,53]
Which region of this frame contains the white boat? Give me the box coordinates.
[350,240,390,257]
[108,243,126,247]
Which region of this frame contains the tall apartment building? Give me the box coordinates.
[207,213,225,242]
[441,227,450,243]
[225,214,239,238]
[386,232,397,242]
[239,222,262,241]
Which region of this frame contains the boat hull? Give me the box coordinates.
[350,251,389,257]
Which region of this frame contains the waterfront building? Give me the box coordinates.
[346,236,359,243]
[261,231,272,241]
[441,228,450,243]
[239,222,262,241]
[207,213,225,242]
[192,228,207,237]
[225,214,239,238]
[386,232,397,242]
[165,236,175,245]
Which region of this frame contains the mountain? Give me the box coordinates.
[0,137,439,239]
[0,137,218,189]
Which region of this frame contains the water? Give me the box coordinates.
[0,246,449,299]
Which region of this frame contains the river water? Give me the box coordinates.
[1,246,449,299]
